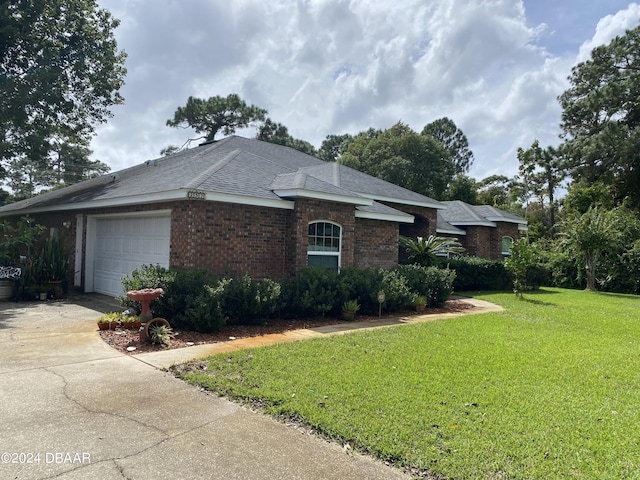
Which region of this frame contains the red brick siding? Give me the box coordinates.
[458,222,522,259]
[21,197,412,290]
[170,201,294,278]
[354,218,398,269]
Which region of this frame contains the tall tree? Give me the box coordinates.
[560,206,636,291]
[445,174,478,204]
[317,133,354,162]
[516,140,565,234]
[166,94,267,142]
[559,25,640,209]
[339,122,453,199]
[256,118,316,155]
[0,0,126,191]
[421,117,474,174]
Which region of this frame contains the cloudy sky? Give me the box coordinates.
[92,0,640,181]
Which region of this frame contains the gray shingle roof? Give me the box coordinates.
[0,136,442,216]
[439,200,527,226]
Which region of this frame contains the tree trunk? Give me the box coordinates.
[585,251,598,291]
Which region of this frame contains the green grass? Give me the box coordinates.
[181,288,640,479]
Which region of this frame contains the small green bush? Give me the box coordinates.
[380,269,413,312]
[281,268,339,318]
[335,268,382,315]
[442,256,510,291]
[217,274,282,325]
[395,264,455,307]
[117,264,176,314]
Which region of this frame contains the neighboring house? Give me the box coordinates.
[0,136,526,297]
[436,200,528,258]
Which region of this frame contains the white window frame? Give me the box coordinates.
[307,220,342,269]
[502,236,514,257]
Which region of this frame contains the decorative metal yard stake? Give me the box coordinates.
[377,290,385,318]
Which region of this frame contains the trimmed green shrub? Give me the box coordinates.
[441,256,510,291]
[396,264,455,307]
[335,267,383,315]
[280,267,339,318]
[380,269,413,312]
[217,274,282,325]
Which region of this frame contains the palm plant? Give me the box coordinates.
[399,235,465,267]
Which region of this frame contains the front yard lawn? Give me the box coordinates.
[179,288,640,479]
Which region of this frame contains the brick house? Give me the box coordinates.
[436,200,527,258]
[0,136,525,297]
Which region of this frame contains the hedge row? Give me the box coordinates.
[117,265,455,333]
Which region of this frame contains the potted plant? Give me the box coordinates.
[0,216,45,301]
[32,236,69,296]
[413,295,427,313]
[96,316,111,331]
[342,299,360,321]
[121,315,142,330]
[149,323,173,348]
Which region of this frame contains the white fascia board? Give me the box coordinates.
[436,227,467,236]
[485,216,528,225]
[1,189,295,215]
[518,224,529,232]
[447,220,497,227]
[356,211,415,223]
[357,193,445,209]
[273,188,372,206]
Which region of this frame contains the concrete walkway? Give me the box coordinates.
[0,295,412,480]
[136,297,503,369]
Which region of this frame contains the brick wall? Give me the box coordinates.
[23,198,411,290]
[458,222,522,259]
[170,201,294,278]
[354,218,398,269]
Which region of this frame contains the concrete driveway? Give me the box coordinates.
[0,295,409,480]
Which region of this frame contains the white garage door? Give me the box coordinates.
[93,216,170,297]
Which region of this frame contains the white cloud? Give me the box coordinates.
[577,3,640,62]
[91,0,640,181]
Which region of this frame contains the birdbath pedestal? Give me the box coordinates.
[126,288,164,322]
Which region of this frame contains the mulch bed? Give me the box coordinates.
[99,298,474,355]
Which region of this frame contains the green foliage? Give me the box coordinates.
[166,93,267,142]
[31,236,70,283]
[317,134,354,162]
[559,25,640,209]
[335,267,382,315]
[256,118,316,156]
[0,216,45,265]
[149,323,174,348]
[341,299,360,313]
[338,122,454,199]
[396,264,456,308]
[421,116,474,174]
[216,274,282,325]
[399,235,464,267]
[281,267,339,318]
[504,238,535,297]
[117,264,177,314]
[1,0,126,195]
[443,256,510,291]
[379,269,413,311]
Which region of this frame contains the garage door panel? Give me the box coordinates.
[93,216,170,297]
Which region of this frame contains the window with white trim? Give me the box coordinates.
[307,221,341,269]
[502,236,514,256]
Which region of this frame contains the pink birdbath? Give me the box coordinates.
[126,288,164,322]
